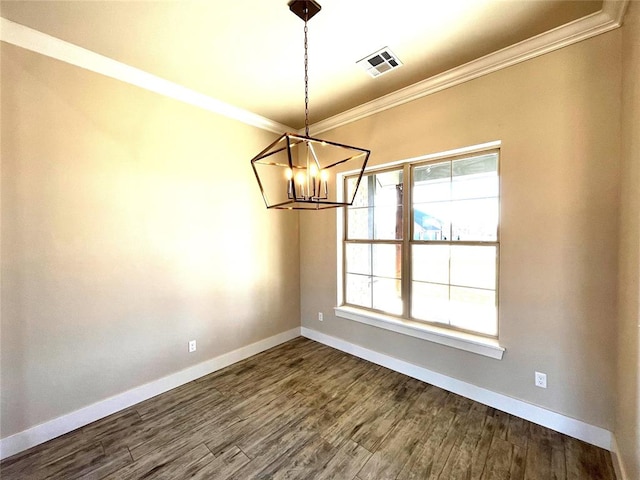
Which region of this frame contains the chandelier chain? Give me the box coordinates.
[304,18,309,137]
[250,1,371,209]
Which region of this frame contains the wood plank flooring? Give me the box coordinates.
[1,337,617,479]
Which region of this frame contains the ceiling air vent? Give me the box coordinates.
[357,47,403,78]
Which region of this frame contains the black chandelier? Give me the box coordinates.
[251,0,370,210]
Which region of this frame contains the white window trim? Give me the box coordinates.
[336,141,505,360]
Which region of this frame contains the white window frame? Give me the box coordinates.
[336,142,505,360]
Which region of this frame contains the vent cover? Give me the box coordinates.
[357,47,403,78]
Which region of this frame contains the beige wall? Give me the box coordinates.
[301,31,621,430]
[0,43,300,438]
[617,1,640,478]
[1,8,635,462]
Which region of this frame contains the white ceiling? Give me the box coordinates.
[0,0,619,129]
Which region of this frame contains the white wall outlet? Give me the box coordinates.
[535,371,547,388]
[318,312,324,321]
[188,340,196,353]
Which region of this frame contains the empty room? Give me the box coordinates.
[1,0,639,479]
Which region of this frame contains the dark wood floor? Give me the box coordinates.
[1,337,616,479]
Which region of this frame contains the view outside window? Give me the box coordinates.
[344,151,499,337]
[344,169,403,315]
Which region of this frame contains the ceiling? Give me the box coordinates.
[0,0,612,129]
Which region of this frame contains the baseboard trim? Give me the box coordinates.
[611,436,630,480]
[0,327,301,460]
[301,327,614,451]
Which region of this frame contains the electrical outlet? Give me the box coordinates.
[535,371,547,388]
[188,340,196,353]
[318,312,324,322]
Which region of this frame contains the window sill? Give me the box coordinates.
[334,306,505,360]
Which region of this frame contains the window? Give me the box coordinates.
[344,169,404,315]
[342,148,499,338]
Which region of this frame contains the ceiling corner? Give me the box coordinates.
[602,0,629,26]
[310,0,628,136]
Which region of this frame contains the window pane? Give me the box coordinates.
[452,154,498,200]
[452,173,498,200]
[413,162,451,203]
[373,244,401,278]
[450,286,496,336]
[413,202,450,240]
[452,154,497,177]
[411,282,449,324]
[346,274,371,308]
[450,245,496,289]
[373,170,403,207]
[375,205,403,240]
[347,169,403,240]
[348,176,369,207]
[373,277,402,315]
[345,244,371,275]
[348,170,403,207]
[347,207,373,239]
[451,198,498,241]
[412,244,449,284]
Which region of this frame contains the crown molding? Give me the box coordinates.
[0,17,294,135]
[603,0,630,25]
[310,0,629,135]
[1,1,629,137]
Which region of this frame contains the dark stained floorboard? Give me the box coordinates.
[0,337,617,479]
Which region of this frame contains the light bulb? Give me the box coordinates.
[309,164,318,178]
[295,171,306,198]
[285,168,293,180]
[320,169,329,197]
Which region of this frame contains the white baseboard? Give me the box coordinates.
[611,436,630,480]
[301,327,614,452]
[2,326,616,460]
[0,327,301,460]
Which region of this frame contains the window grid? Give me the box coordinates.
[343,149,500,338]
[344,168,404,316]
